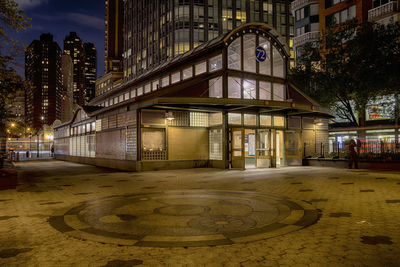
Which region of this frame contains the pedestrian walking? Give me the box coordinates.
[348,139,358,169]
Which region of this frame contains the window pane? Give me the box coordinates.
[259,37,271,75]
[272,47,284,78]
[171,71,180,84]
[195,61,207,75]
[152,80,159,91]
[209,54,222,71]
[228,113,242,125]
[273,83,285,101]
[244,114,257,125]
[273,116,285,127]
[243,79,256,99]
[142,128,165,151]
[209,129,223,160]
[209,112,223,126]
[260,115,272,126]
[259,81,271,100]
[243,34,256,73]
[228,77,241,98]
[119,95,123,102]
[341,9,347,22]
[162,76,170,87]
[182,66,193,79]
[348,5,356,19]
[144,83,151,93]
[142,110,165,125]
[124,92,129,100]
[228,37,241,70]
[130,89,136,98]
[190,112,209,127]
[137,87,143,96]
[209,76,223,98]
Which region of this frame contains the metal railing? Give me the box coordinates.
[293,31,319,48]
[8,150,53,162]
[6,140,54,162]
[368,2,398,21]
[291,0,319,13]
[328,140,400,160]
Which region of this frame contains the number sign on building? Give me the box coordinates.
[255,46,267,62]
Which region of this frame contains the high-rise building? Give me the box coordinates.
[319,0,371,34]
[291,0,319,60]
[25,33,62,130]
[61,53,74,122]
[122,0,295,81]
[7,90,25,122]
[105,0,124,73]
[64,32,85,106]
[84,43,97,101]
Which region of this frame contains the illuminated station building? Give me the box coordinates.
[54,1,331,171]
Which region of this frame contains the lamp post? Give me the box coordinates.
[29,133,32,159]
[37,116,44,158]
[37,133,39,158]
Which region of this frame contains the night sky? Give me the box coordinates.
[13,0,105,78]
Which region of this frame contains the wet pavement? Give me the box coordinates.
[1,160,400,266]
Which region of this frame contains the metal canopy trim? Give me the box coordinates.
[136,97,332,117]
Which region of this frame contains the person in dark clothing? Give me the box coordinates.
[348,139,358,169]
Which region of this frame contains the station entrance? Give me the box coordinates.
[230,128,284,170]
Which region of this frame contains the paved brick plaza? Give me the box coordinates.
[1,160,400,266]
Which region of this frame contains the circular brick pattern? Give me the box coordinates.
[49,190,318,247]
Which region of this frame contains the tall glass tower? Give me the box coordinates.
[123,0,294,81]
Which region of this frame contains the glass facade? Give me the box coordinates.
[123,0,294,80]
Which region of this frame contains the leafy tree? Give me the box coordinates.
[289,21,400,127]
[0,0,30,165]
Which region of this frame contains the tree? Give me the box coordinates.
[289,21,400,127]
[0,0,31,166]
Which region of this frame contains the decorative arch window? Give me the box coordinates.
[243,34,256,73]
[259,37,271,75]
[228,37,241,70]
[272,46,285,78]
[227,33,286,78]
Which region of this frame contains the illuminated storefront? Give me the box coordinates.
[54,23,331,171]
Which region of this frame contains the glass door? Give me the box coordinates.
[270,130,285,168]
[256,129,271,168]
[276,130,285,167]
[231,128,245,169]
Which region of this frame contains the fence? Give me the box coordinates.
[314,140,400,160]
[6,140,54,162]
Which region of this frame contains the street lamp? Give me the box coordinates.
[29,133,32,159]
[38,116,44,158]
[165,111,175,121]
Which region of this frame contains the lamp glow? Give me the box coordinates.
[165,111,174,121]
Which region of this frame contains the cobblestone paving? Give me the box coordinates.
[1,160,400,266]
